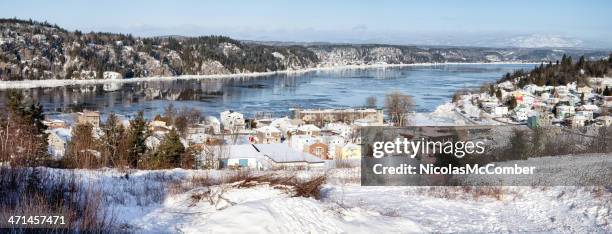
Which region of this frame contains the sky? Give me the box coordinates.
[3,0,612,48]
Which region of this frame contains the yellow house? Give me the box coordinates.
[339,143,361,160]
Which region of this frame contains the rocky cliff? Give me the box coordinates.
[1,19,609,81]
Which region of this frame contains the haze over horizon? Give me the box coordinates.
[3,0,612,49]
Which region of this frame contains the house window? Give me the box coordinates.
[315,147,323,156]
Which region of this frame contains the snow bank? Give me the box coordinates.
[414,102,468,126]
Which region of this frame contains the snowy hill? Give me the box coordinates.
[9,153,609,233]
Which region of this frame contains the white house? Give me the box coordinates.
[571,115,587,128]
[575,110,594,120]
[578,104,599,114]
[187,133,209,145]
[512,107,529,122]
[492,106,509,117]
[323,122,353,139]
[555,105,575,119]
[220,110,245,132]
[555,86,569,97]
[218,144,324,170]
[521,95,536,106]
[340,143,361,160]
[145,134,163,150]
[270,117,301,136]
[480,101,498,112]
[498,81,514,90]
[288,135,317,152]
[322,135,346,159]
[297,124,321,136]
[255,125,282,144]
[47,128,71,159]
[523,84,546,94]
[205,116,221,134]
[596,116,612,126]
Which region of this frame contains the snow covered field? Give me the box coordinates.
[33,154,610,233]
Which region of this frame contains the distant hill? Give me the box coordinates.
[1,18,610,81]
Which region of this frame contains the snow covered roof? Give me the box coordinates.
[256,125,281,133]
[48,128,71,142]
[298,124,320,132]
[221,110,243,118]
[223,144,264,159]
[222,144,323,164]
[596,116,612,121]
[270,117,294,127]
[253,144,324,164]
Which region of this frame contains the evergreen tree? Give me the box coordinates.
[495,88,502,100]
[506,96,518,110]
[1,91,49,166]
[604,86,612,96]
[152,129,185,168]
[126,111,149,168]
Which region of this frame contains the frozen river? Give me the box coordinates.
[0,64,535,119]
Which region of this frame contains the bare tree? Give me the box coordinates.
[201,140,227,169]
[384,91,415,127]
[365,96,377,108]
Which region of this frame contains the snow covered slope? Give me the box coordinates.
[31,155,612,233]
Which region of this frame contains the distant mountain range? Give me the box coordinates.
[1,19,610,81]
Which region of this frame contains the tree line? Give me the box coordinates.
[0,92,206,170]
[498,54,612,88]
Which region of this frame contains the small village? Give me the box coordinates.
[455,77,612,129]
[44,107,386,170]
[42,74,612,171]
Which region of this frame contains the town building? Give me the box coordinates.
[339,143,361,160]
[288,134,316,152]
[220,110,245,132]
[270,117,302,137]
[322,122,353,139]
[42,119,68,129]
[596,116,612,126]
[291,108,383,127]
[555,105,575,119]
[76,110,101,127]
[492,106,508,117]
[47,129,70,158]
[308,142,329,159]
[512,106,530,122]
[217,144,324,170]
[255,125,281,144]
[296,124,321,136]
[570,115,587,128]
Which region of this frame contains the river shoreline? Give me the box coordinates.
[0,62,538,90]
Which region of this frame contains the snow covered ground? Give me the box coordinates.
[36,155,610,233]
